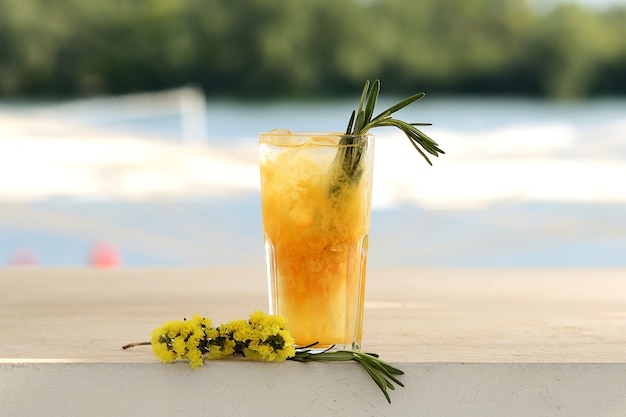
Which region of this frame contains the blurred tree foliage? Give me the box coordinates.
[0,0,624,99]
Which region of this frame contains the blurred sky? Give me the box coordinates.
[551,0,626,7]
[582,0,626,5]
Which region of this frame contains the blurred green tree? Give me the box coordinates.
[0,0,624,98]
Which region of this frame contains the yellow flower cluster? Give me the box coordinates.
[150,314,215,369]
[126,310,401,403]
[240,310,295,362]
[150,311,295,369]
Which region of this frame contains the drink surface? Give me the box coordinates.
[260,132,374,349]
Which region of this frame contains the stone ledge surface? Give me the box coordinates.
[2,267,626,416]
[2,361,626,417]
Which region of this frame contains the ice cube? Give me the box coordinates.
[265,128,306,147]
[268,128,292,135]
[309,134,341,146]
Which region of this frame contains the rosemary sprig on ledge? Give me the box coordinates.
[290,345,404,404]
[336,79,445,181]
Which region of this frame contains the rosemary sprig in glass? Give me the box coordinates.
[335,79,445,182]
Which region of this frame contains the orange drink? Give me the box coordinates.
[259,130,374,351]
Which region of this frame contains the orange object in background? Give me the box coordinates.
[8,249,39,266]
[89,242,122,268]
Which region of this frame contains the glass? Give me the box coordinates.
[259,131,374,351]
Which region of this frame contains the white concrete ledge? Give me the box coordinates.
[2,267,626,416]
[4,362,626,417]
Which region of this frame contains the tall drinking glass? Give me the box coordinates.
[259,131,374,351]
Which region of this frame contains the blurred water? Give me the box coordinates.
[2,198,624,267]
[1,92,625,267]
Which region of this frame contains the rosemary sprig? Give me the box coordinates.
[335,79,445,182]
[290,345,405,403]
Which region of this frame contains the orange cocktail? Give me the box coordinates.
[259,130,374,350]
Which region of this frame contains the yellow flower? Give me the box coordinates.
[151,339,176,363]
[275,330,296,360]
[160,319,183,340]
[243,344,273,361]
[205,327,219,340]
[225,318,253,343]
[249,310,288,329]
[207,338,235,360]
[187,314,205,330]
[186,333,200,350]
[201,317,213,329]
[186,347,204,369]
[150,315,215,366]
[242,311,296,362]
[172,336,187,357]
